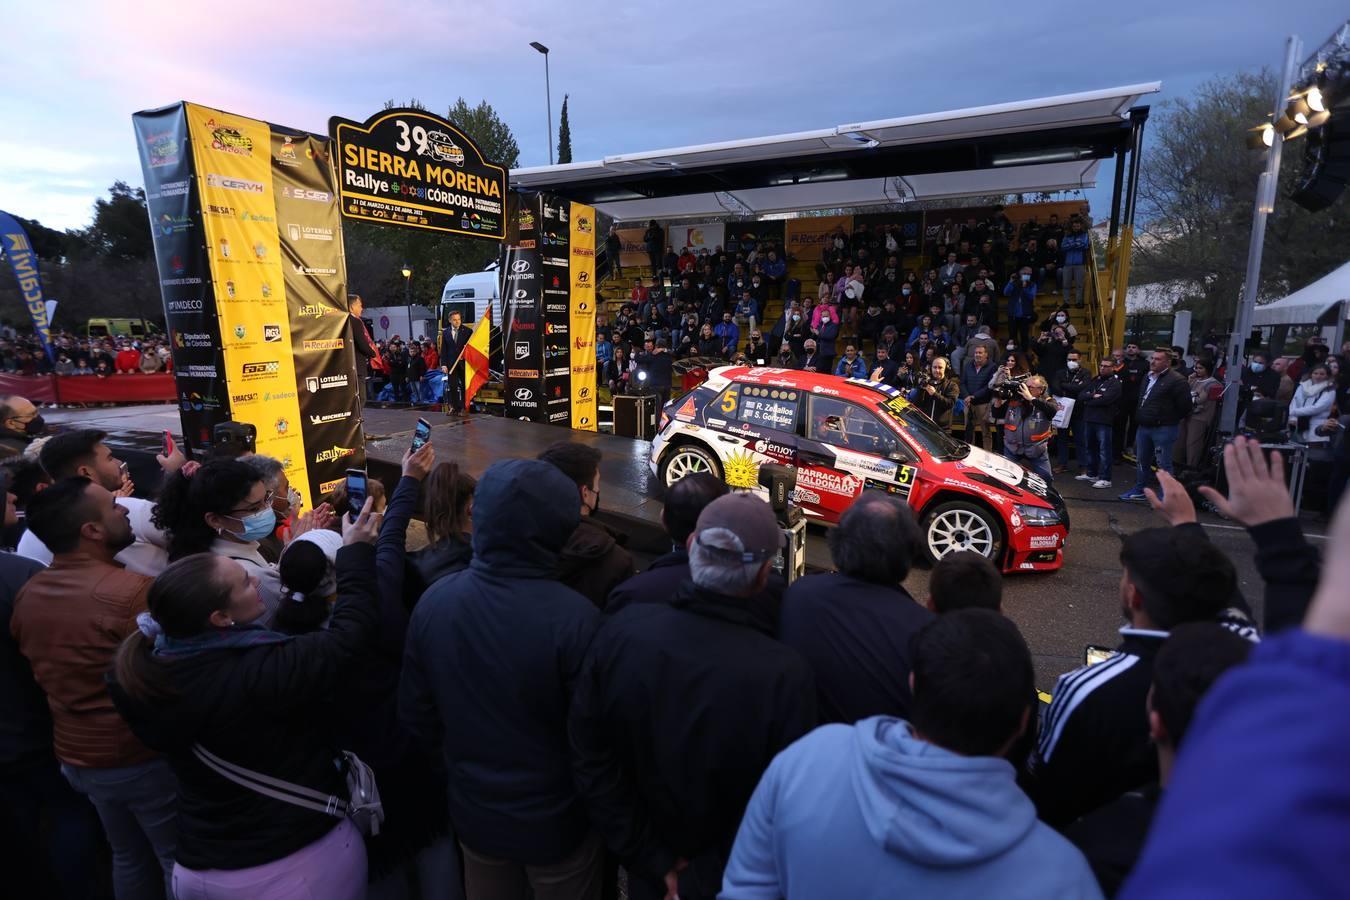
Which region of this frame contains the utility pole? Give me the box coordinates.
[1219,34,1302,434]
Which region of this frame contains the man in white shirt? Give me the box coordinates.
[18,429,175,576]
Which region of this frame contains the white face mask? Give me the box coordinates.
[1067,360,1080,370]
[1056,315,1067,324]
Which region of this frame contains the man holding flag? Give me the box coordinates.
[441,311,491,416]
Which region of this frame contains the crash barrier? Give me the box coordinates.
[0,372,178,405]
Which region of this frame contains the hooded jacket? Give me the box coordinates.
[721,718,1101,899]
[400,459,600,865]
[556,517,636,610]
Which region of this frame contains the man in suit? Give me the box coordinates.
[439,311,472,416]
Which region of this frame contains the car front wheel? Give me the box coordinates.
[659,442,722,486]
[922,500,1003,563]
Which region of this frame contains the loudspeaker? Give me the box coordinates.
[613,394,657,439]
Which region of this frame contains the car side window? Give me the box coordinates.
[808,396,892,455]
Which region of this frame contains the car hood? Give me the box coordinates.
[957,446,1054,502]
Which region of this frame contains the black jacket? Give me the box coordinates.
[441,323,472,371]
[1117,356,1149,399]
[635,350,674,391]
[777,572,934,725]
[0,552,49,771]
[1065,783,1162,898]
[1134,368,1192,427]
[1052,367,1090,413]
[556,518,636,611]
[110,544,381,871]
[400,460,600,865]
[1249,518,1321,633]
[569,580,816,898]
[1079,374,1123,425]
[910,374,961,429]
[1030,627,1165,827]
[349,315,377,361]
[410,534,473,593]
[605,547,785,626]
[1034,338,1073,377]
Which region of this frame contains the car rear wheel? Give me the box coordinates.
[922,500,1003,563]
[659,442,721,486]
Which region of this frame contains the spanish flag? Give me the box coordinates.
[457,313,493,407]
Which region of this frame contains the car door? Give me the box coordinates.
[797,395,918,521]
[707,381,802,490]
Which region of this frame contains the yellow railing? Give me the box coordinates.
[1086,240,1112,363]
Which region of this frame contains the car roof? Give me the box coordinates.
[719,366,901,404]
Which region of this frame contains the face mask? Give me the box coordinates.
[1006,345,1017,352]
[792,315,800,322]
[229,507,276,542]
[1021,274,1030,282]
[821,316,830,323]
[1067,361,1080,370]
[1056,315,1067,324]
[902,288,911,295]
[23,415,44,436]
[1250,362,1266,373]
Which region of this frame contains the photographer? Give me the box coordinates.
[909,358,960,431]
[993,374,1056,481]
[1034,325,1074,378]
[635,339,674,407]
[1002,267,1038,349]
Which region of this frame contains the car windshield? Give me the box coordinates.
[877,394,969,459]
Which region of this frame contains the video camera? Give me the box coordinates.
[991,373,1032,400]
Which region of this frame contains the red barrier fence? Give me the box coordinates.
[0,373,178,405]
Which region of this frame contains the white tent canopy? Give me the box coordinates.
[511,83,1160,220]
[1251,260,1350,326]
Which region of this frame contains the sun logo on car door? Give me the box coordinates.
[723,449,760,490]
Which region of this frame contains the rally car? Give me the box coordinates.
[648,366,1069,573]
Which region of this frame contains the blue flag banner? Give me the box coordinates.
[0,211,55,360]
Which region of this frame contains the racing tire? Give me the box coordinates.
[658,442,722,487]
[921,499,1004,564]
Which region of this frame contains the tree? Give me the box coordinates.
[557,94,572,164]
[81,181,154,261]
[343,98,522,312]
[1133,69,1350,332]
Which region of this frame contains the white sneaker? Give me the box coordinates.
[1074,473,1094,481]
[1092,479,1112,489]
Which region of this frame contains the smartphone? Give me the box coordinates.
[1084,644,1115,667]
[345,469,367,521]
[411,417,432,452]
[162,430,176,457]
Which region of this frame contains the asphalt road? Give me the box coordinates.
[50,404,1321,693]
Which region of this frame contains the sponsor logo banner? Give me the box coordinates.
[785,214,854,254]
[568,201,597,431]
[667,222,725,254]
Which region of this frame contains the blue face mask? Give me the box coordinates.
[1250,362,1266,373]
[228,507,276,542]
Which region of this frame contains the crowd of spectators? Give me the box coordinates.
[0,326,174,379]
[0,397,1344,899]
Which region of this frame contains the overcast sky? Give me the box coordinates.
[1,0,1342,231]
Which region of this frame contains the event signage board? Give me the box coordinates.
[502,240,543,423]
[568,202,598,432]
[133,103,227,452]
[785,214,853,260]
[539,197,572,427]
[329,108,507,240]
[133,101,363,505]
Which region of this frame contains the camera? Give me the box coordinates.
[992,373,1032,400]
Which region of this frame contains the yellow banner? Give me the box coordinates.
[569,202,598,431]
[616,226,649,268]
[785,214,853,259]
[186,103,312,501]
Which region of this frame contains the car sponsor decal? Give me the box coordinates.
[796,468,861,497]
[723,449,760,489]
[675,395,698,421]
[751,438,794,462]
[1028,535,1060,549]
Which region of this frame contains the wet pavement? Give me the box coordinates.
[48,403,1323,692]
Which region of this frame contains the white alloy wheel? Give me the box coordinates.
[925,503,999,560]
[660,443,720,485]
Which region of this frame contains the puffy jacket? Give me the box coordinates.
[1134,369,1192,428]
[400,460,600,865]
[1289,381,1334,442]
[109,544,381,871]
[722,718,1102,900]
[556,518,636,610]
[961,360,998,403]
[834,355,869,379]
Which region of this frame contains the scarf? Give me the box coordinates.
[149,617,291,659]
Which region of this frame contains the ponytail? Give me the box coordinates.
[152,460,261,561]
[113,630,176,701]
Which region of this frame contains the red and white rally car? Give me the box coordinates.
[649,366,1069,573]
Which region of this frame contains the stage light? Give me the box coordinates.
[1306,86,1326,113]
[1307,110,1331,128]
[1288,97,1312,125]
[1285,124,1308,141]
[1274,114,1298,135]
[1246,124,1275,149]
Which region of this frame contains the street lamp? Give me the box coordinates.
[401,264,413,341]
[529,41,553,165]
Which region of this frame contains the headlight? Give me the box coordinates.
[1015,504,1060,526]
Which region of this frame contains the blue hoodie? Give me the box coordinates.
[721,717,1101,899]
